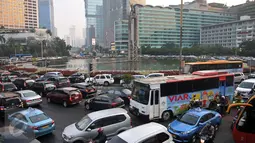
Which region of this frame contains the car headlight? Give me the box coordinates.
[181,129,195,135]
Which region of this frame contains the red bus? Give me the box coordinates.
[227,96,255,143]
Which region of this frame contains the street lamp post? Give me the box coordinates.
[179,0,184,74]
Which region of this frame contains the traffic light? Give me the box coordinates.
[89,63,93,73]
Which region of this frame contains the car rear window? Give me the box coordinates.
[22,91,36,97]
[25,80,35,86]
[29,113,49,123]
[122,89,131,95]
[70,90,80,95]
[3,98,21,107]
[108,136,128,143]
[59,78,68,82]
[4,84,16,90]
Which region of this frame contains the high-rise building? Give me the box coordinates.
[0,0,25,29]
[64,35,71,46]
[38,0,55,36]
[103,0,146,49]
[114,20,128,52]
[85,0,103,47]
[201,16,255,48]
[24,0,39,29]
[131,3,236,48]
[229,0,255,19]
[69,25,76,47]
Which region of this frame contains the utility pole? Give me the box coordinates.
[179,0,184,74]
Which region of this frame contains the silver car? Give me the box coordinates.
[16,90,42,107]
[62,108,132,143]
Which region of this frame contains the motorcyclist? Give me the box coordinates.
[92,128,107,143]
[219,94,227,116]
[189,99,201,109]
[199,123,215,143]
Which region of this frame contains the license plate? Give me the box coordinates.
[75,96,78,99]
[42,125,48,129]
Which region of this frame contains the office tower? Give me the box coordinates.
[0,0,25,29]
[69,25,76,47]
[38,0,55,36]
[84,0,103,47]
[24,0,39,29]
[64,35,71,45]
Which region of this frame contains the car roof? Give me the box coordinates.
[243,79,255,83]
[0,92,19,98]
[16,90,35,94]
[16,108,44,117]
[187,108,216,117]
[74,82,89,86]
[118,122,167,142]
[46,72,61,74]
[15,78,30,80]
[1,82,14,85]
[88,108,127,121]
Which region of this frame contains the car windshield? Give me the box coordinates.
[132,82,150,105]
[4,84,16,90]
[122,89,131,95]
[22,91,37,97]
[25,80,34,86]
[238,82,254,89]
[29,113,49,123]
[178,113,199,125]
[59,78,68,82]
[75,116,92,131]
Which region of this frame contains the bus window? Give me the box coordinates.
[177,81,193,94]
[193,78,218,92]
[217,64,226,69]
[160,83,178,97]
[226,76,234,86]
[150,90,159,105]
[132,83,150,105]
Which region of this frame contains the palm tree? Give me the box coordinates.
[0,35,5,44]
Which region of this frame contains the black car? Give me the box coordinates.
[0,92,23,120]
[69,72,87,84]
[0,83,18,92]
[13,78,35,90]
[71,82,97,99]
[102,89,132,105]
[38,76,70,88]
[84,94,124,110]
[30,81,56,96]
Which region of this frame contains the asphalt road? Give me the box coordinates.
[0,85,237,143]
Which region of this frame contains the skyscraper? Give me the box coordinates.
[24,0,39,29]
[84,0,103,47]
[64,35,71,46]
[38,0,55,36]
[0,0,39,29]
[103,0,146,49]
[0,0,25,29]
[69,25,76,47]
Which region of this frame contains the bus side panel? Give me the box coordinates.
[166,88,220,116]
[225,86,235,103]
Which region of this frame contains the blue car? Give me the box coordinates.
[168,108,222,143]
[8,107,55,138]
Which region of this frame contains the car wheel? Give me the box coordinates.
[85,103,90,110]
[104,81,109,86]
[47,98,51,103]
[63,101,67,107]
[161,111,172,121]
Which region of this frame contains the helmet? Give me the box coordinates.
[98,128,103,133]
[221,96,225,99]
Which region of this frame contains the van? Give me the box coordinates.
[107,122,174,143]
[235,79,255,99]
[62,108,132,143]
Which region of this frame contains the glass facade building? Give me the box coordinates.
[114,20,128,51]
[85,0,103,47]
[135,5,236,48]
[38,0,55,32]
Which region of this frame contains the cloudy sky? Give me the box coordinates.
[53,0,246,39]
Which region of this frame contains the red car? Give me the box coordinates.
[46,87,82,107]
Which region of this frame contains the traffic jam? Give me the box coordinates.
[0,67,254,143]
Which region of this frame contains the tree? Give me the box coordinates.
[239,40,255,56]
[0,35,5,44]
[30,29,35,33]
[46,29,52,36]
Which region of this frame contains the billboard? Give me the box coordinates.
[92,38,96,46]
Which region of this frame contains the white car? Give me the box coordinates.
[235,79,255,99]
[107,122,174,143]
[234,72,245,83]
[145,73,164,78]
[94,74,114,86]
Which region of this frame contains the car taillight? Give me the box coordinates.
[26,100,31,102]
[52,120,55,124]
[128,96,132,99]
[111,102,117,107]
[0,106,5,110]
[24,82,27,87]
[69,97,73,102]
[1,86,4,92]
[30,126,38,130]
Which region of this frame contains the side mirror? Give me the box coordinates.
[87,128,92,132]
[198,122,203,126]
